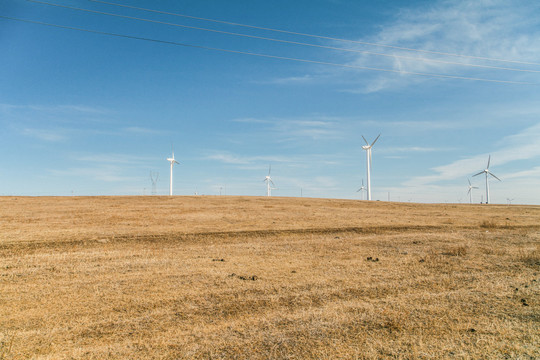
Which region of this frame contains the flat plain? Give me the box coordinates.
[0,196,539,359]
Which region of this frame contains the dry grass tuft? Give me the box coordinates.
[517,246,540,267]
[0,332,15,360]
[443,245,468,256]
[480,219,499,228]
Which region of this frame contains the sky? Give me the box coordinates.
[1,0,539,204]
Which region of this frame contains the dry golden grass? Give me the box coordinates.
[1,196,539,359]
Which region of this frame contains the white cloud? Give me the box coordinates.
[339,0,540,92]
[123,127,165,135]
[22,128,67,142]
[404,122,540,186]
[265,74,316,84]
[206,153,250,165]
[49,165,136,183]
[73,153,156,165]
[232,115,343,141]
[0,103,108,114]
[501,166,540,180]
[381,146,453,154]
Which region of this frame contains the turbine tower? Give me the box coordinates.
[467,178,478,204]
[473,155,501,204]
[263,165,276,197]
[361,134,381,201]
[356,179,367,200]
[167,150,179,196]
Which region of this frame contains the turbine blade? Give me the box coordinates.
[467,188,471,194]
[371,134,381,147]
[472,171,484,177]
[487,155,491,169]
[270,180,275,186]
[490,172,502,181]
[361,135,369,145]
[268,165,271,176]
[468,179,472,186]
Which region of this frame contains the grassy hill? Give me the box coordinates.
[1,196,539,359]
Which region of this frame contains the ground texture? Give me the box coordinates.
[1,196,539,359]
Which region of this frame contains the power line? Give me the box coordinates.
[24,0,540,74]
[86,0,540,67]
[0,15,536,85]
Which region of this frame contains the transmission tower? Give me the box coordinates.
[150,171,159,195]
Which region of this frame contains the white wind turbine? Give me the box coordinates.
[361,134,381,201]
[263,165,276,197]
[467,179,478,204]
[356,179,367,200]
[166,149,179,196]
[473,155,501,204]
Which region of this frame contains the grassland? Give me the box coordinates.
[1,196,539,359]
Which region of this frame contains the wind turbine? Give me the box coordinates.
[467,179,478,204]
[356,179,367,200]
[263,165,276,197]
[166,149,179,196]
[473,155,501,204]
[361,134,380,201]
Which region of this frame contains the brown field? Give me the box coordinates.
[1,196,539,359]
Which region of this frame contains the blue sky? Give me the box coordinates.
[1,0,539,203]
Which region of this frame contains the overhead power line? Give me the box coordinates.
[23,0,540,74]
[1,15,535,85]
[85,0,540,67]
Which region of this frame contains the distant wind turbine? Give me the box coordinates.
[167,149,179,196]
[263,165,276,197]
[467,179,478,204]
[361,134,381,201]
[356,179,367,200]
[473,155,501,204]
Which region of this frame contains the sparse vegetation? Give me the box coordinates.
[1,196,539,359]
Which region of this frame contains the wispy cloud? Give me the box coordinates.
[265,74,317,85]
[0,103,110,117]
[73,153,156,165]
[337,0,540,92]
[232,115,343,141]
[232,118,272,124]
[404,122,540,186]
[206,153,251,165]
[502,166,540,180]
[380,146,453,154]
[50,165,136,183]
[205,151,342,168]
[123,127,165,135]
[21,128,67,142]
